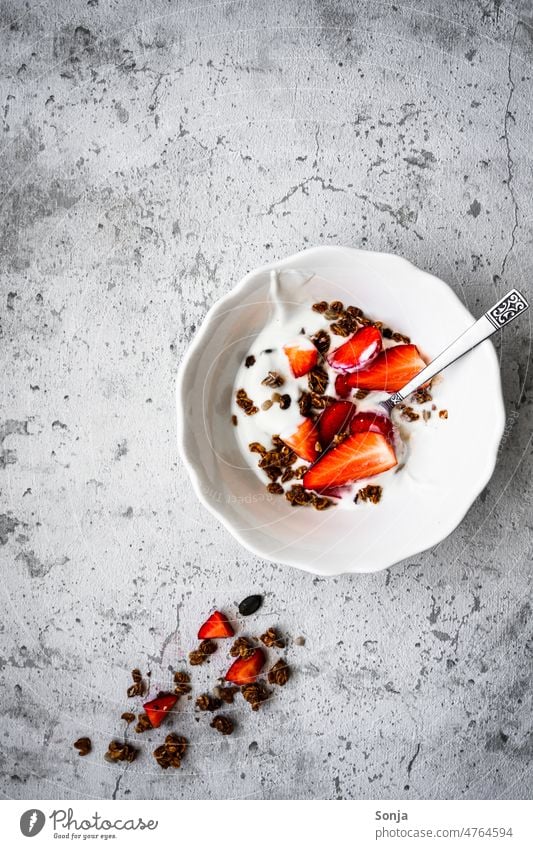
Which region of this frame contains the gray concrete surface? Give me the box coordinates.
[1,0,532,801]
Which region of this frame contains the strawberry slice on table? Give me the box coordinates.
[283,338,318,378]
[339,344,426,392]
[280,417,319,463]
[198,610,234,639]
[225,648,265,685]
[303,431,397,493]
[327,325,382,373]
[143,693,178,728]
[350,411,394,443]
[317,400,356,449]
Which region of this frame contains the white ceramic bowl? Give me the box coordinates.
[176,246,505,575]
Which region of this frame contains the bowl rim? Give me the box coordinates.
[176,245,505,575]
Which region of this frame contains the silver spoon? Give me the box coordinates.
[380,288,529,414]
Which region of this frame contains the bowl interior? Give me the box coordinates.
[178,247,504,574]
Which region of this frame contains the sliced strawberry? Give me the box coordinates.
[335,373,352,398]
[225,648,265,685]
[280,417,319,463]
[317,400,356,449]
[350,411,394,443]
[327,326,382,373]
[283,338,318,378]
[340,344,426,392]
[303,431,397,493]
[198,610,234,640]
[143,692,178,728]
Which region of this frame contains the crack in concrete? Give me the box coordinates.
[501,22,520,278]
[265,176,345,215]
[407,742,421,776]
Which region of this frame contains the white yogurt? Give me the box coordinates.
[232,271,434,508]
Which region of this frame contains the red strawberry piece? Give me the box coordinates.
[280,417,319,463]
[303,431,397,493]
[143,693,178,728]
[340,344,426,392]
[317,400,356,449]
[327,325,382,373]
[335,373,352,398]
[350,411,394,443]
[283,338,318,378]
[198,610,234,639]
[225,648,265,685]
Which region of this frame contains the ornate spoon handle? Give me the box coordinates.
[381,289,529,413]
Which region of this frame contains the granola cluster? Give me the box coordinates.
[126,668,146,698]
[236,388,258,416]
[73,737,91,757]
[104,740,138,764]
[268,659,290,686]
[210,715,234,735]
[189,639,217,666]
[153,734,188,769]
[355,485,383,505]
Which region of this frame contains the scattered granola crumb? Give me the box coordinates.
[262,370,285,388]
[298,391,312,417]
[400,405,420,422]
[210,715,234,735]
[268,659,290,686]
[411,387,432,404]
[153,733,187,769]
[294,636,306,646]
[311,329,331,354]
[249,441,266,454]
[355,389,369,400]
[104,740,138,763]
[346,305,363,320]
[312,300,328,313]
[308,366,328,395]
[126,668,145,699]
[189,640,217,666]
[196,693,223,712]
[213,685,239,704]
[241,682,270,711]
[245,355,256,368]
[260,628,285,649]
[267,482,284,495]
[355,485,383,504]
[392,331,411,343]
[325,300,344,319]
[236,388,259,416]
[439,409,448,419]
[279,393,291,410]
[310,392,336,409]
[120,712,136,724]
[285,483,334,509]
[73,737,91,756]
[262,399,273,411]
[134,713,152,733]
[330,321,351,337]
[422,410,431,422]
[231,414,238,426]
[173,671,192,696]
[230,637,256,659]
